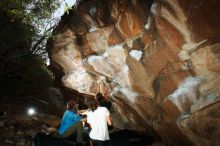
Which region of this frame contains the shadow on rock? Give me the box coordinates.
[110,129,155,146]
[34,129,155,146]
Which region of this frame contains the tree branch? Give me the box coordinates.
[31,24,56,55]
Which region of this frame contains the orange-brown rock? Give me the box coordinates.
[47,0,220,146]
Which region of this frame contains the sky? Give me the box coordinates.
[54,0,76,18]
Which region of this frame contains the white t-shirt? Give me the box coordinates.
[87,106,110,141]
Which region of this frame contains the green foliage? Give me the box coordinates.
[0,0,60,20]
[0,0,60,54]
[64,2,72,15]
[0,55,54,98]
[0,0,60,99]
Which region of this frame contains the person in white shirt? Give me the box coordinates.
[87,99,113,146]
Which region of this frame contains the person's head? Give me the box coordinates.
[87,98,99,112]
[66,99,78,111]
[96,92,104,102]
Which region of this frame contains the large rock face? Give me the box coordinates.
[47,0,220,145]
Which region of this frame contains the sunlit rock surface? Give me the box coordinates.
[47,0,220,146]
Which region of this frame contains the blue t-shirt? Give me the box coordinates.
[59,110,82,135]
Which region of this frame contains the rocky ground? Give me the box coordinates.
[0,109,166,146]
[0,110,58,146]
[0,93,166,146]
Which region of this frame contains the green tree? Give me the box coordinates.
[0,0,61,99]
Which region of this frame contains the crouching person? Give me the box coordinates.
[59,99,85,145]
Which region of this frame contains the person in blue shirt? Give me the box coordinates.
[59,99,85,144]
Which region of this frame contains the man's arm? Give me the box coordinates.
[81,117,87,123]
[77,109,89,115]
[107,115,113,126]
